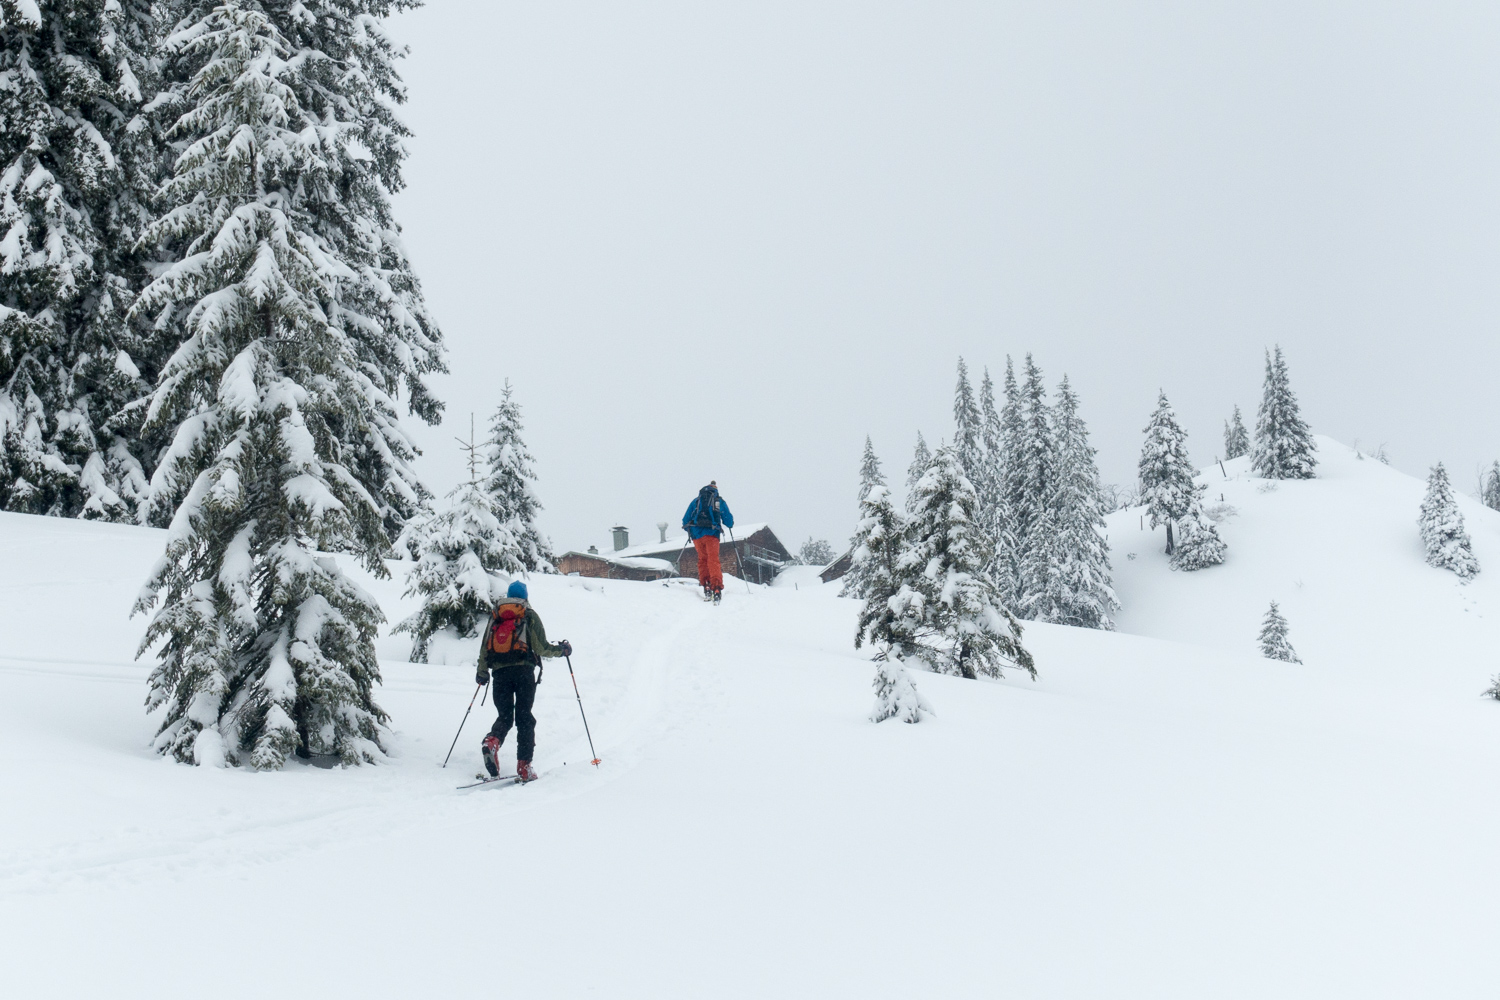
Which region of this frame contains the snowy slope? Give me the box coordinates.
[1108,435,1500,696]
[3,446,1500,998]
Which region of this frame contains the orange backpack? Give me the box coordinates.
[487,602,530,655]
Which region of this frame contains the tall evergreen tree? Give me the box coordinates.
[1223,406,1249,461]
[1138,392,1197,555]
[905,431,930,513]
[0,0,162,519]
[485,380,553,573]
[848,482,904,606]
[977,367,1004,527]
[1418,463,1479,580]
[1012,355,1054,608]
[993,356,1025,603]
[841,436,888,599]
[952,356,981,478]
[134,2,445,768]
[1481,461,1500,512]
[1024,376,1117,628]
[1252,346,1317,479]
[1258,601,1300,663]
[872,446,1034,680]
[856,434,883,504]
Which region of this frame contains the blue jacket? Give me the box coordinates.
[682,496,733,539]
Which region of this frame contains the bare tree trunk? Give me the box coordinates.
[1165,520,1175,555]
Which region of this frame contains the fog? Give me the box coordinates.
[386,1,1500,557]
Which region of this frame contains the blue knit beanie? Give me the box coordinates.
[507,579,529,600]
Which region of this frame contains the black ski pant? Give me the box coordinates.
[487,661,538,763]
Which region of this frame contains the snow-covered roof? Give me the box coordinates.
[612,523,772,560]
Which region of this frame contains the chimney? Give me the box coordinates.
[587,545,598,555]
[612,525,629,551]
[657,522,669,543]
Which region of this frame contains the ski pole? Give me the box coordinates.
[564,654,602,766]
[675,530,692,578]
[442,681,485,768]
[727,526,752,594]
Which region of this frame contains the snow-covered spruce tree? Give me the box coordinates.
[134,3,445,768]
[849,482,904,609]
[1169,504,1226,571]
[952,356,982,480]
[395,478,520,663]
[1025,376,1117,628]
[978,366,1004,524]
[1418,463,1479,580]
[875,446,1034,680]
[1223,406,1249,461]
[1138,391,1197,555]
[905,430,930,513]
[800,537,835,565]
[486,380,553,573]
[1258,601,1300,663]
[0,0,162,519]
[1252,346,1317,480]
[856,434,884,504]
[869,649,932,724]
[991,355,1025,604]
[1482,461,1500,513]
[1485,675,1500,701]
[840,436,888,599]
[1012,355,1055,612]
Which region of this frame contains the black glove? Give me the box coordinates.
[558,640,573,657]
[475,671,488,687]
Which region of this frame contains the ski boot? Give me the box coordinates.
[712,589,722,605]
[702,587,714,602]
[481,734,501,778]
[516,759,539,783]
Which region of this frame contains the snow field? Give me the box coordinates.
[4,439,1500,997]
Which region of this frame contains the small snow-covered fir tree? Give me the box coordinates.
[952,357,982,480]
[1223,406,1249,461]
[1481,461,1500,513]
[1485,675,1500,701]
[869,648,932,724]
[1138,391,1197,554]
[1258,601,1300,663]
[905,431,931,513]
[395,427,524,662]
[1025,376,1118,627]
[0,0,161,520]
[849,483,904,609]
[135,3,444,768]
[486,381,553,573]
[875,446,1033,680]
[1170,505,1227,571]
[1252,346,1317,480]
[1418,463,1479,580]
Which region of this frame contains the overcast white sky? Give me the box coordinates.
[386,1,1499,556]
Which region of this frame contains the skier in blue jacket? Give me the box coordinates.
[682,481,734,602]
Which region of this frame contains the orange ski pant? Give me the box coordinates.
[693,535,724,592]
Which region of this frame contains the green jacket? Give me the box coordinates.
[478,603,565,673]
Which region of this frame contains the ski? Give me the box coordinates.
[457,773,529,791]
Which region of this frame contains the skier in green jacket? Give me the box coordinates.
[477,580,570,782]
